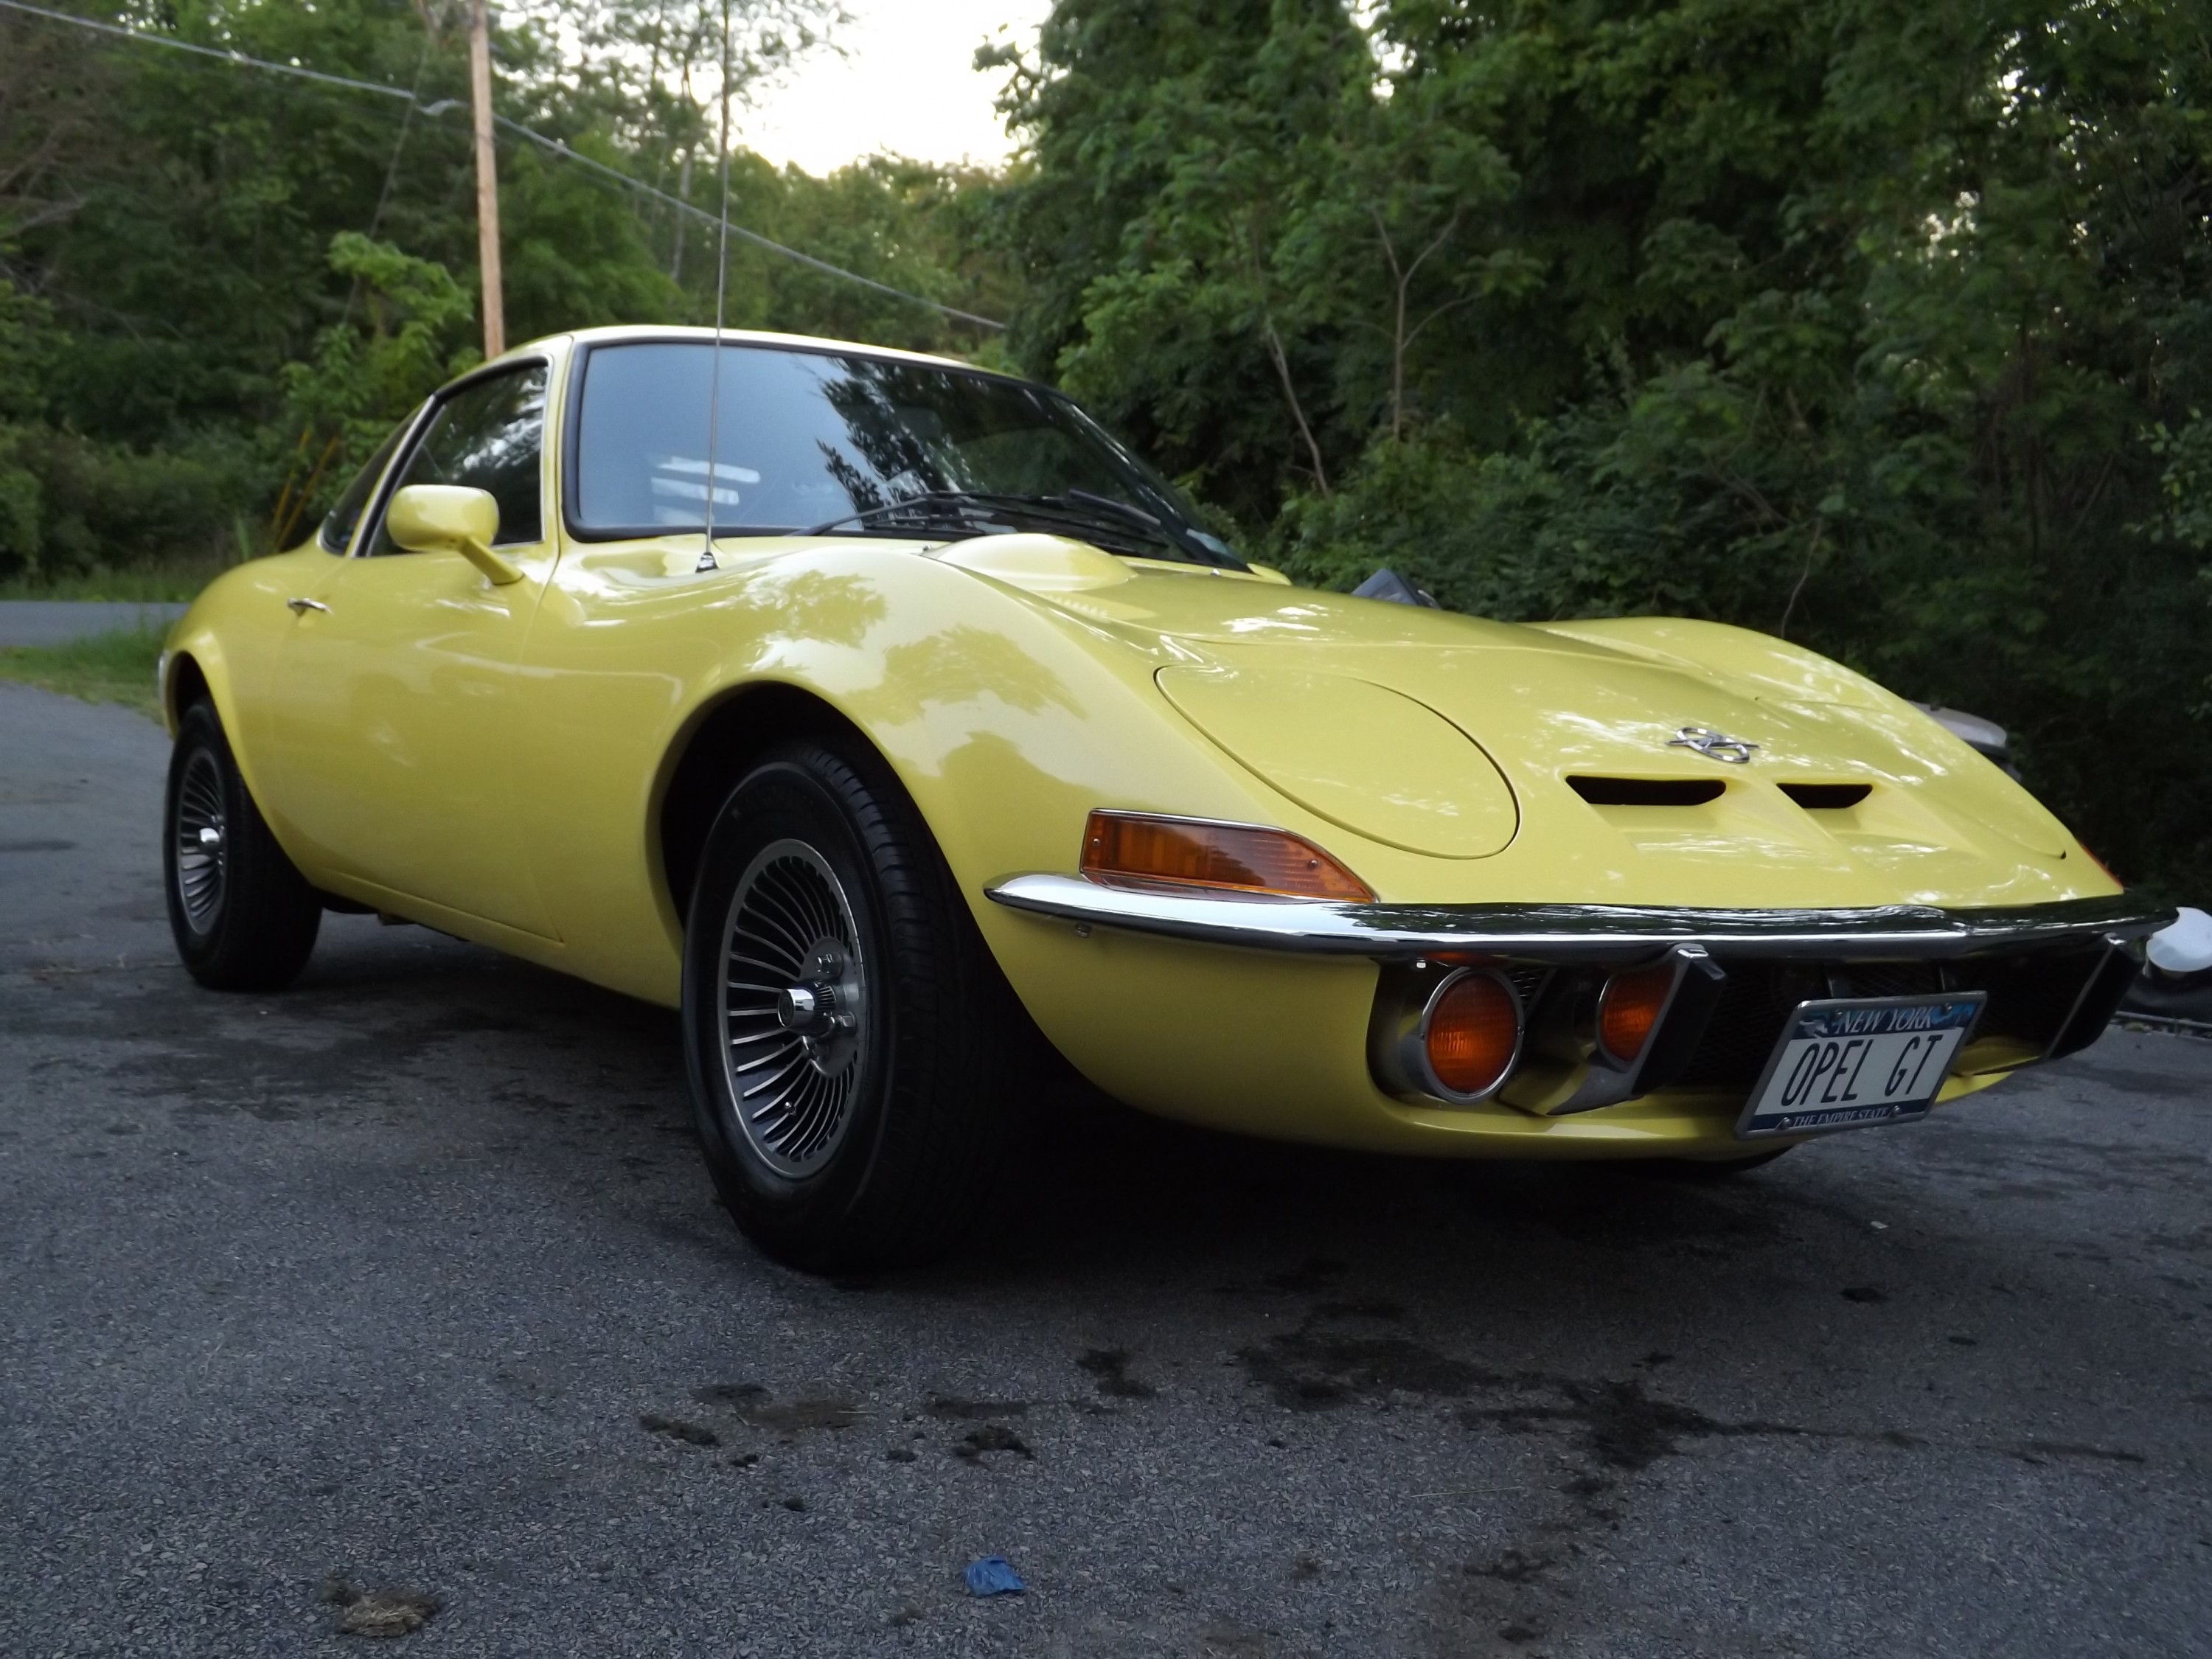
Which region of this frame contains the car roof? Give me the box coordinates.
[502,324,1015,383]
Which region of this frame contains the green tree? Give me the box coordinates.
[0,0,1009,577]
[272,231,481,546]
[991,0,2212,893]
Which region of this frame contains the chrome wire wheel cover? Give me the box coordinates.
[717,838,870,1178]
[173,748,227,933]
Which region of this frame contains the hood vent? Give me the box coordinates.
[1568,776,1725,807]
[1779,782,1872,810]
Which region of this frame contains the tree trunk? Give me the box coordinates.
[1265,321,1330,496]
[671,147,693,282]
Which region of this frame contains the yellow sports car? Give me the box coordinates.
[159,325,2170,1268]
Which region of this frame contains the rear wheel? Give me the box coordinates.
[164,700,322,990]
[681,738,1029,1272]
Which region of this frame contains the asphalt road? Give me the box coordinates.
[3,682,2208,1658]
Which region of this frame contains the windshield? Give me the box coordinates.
[569,341,1241,567]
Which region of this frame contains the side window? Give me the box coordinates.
[367,366,547,555]
[317,416,414,553]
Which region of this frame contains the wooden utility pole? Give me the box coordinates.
[468,0,505,358]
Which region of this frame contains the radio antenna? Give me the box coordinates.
[697,0,734,574]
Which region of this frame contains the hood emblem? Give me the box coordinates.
[1667,725,1759,765]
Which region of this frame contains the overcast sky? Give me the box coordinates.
[737,0,1053,175]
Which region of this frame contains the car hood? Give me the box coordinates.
[936,540,2109,908]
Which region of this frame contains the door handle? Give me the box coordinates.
[286,597,331,615]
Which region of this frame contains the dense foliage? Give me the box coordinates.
[0,0,1012,568]
[1,0,2205,891]
[989,0,2212,893]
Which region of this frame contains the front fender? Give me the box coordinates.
[159,550,326,816]
[518,539,1332,1006]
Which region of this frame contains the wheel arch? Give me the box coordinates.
[653,680,889,929]
[157,630,292,856]
[165,647,212,732]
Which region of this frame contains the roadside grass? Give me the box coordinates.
[0,563,226,603]
[0,627,166,717]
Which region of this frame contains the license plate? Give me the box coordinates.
[1736,992,1986,1139]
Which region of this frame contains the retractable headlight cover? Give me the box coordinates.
[1157,665,1519,859]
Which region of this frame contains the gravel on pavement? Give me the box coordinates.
[2,683,2207,1658]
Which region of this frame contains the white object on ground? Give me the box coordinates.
[2146,907,2212,975]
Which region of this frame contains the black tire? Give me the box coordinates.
[681,738,1030,1272]
[164,700,322,991]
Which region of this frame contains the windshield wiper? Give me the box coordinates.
[1056,488,1160,529]
[1002,490,1247,568]
[801,487,1249,568]
[804,491,998,537]
[807,487,1183,551]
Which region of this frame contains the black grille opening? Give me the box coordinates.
[1503,964,1552,1007]
[1568,776,1725,807]
[1974,951,2104,1046]
[1672,964,1920,1089]
[1671,952,2106,1093]
[1780,782,1872,810]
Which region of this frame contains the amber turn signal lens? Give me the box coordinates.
[1424,972,1521,1097]
[1080,811,1374,901]
[1597,964,1676,1063]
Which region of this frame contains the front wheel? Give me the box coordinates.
[164,700,322,990]
[681,739,1031,1272]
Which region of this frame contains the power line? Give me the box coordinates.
[0,0,420,102]
[0,0,1006,333]
[492,119,1009,331]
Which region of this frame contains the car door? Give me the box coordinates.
[269,359,560,937]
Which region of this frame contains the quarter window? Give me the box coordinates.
[367,366,547,555]
[317,417,413,554]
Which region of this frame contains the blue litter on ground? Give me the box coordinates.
[964,1557,1026,1597]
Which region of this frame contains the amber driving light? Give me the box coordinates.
[1423,970,1522,1098]
[1080,811,1374,901]
[1597,964,1677,1064]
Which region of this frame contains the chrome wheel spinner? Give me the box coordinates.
[173,748,228,932]
[717,840,869,1178]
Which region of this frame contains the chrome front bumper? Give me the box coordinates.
[984,876,2172,964]
[987,877,2171,1116]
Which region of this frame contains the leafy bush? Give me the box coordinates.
[0,423,263,580]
